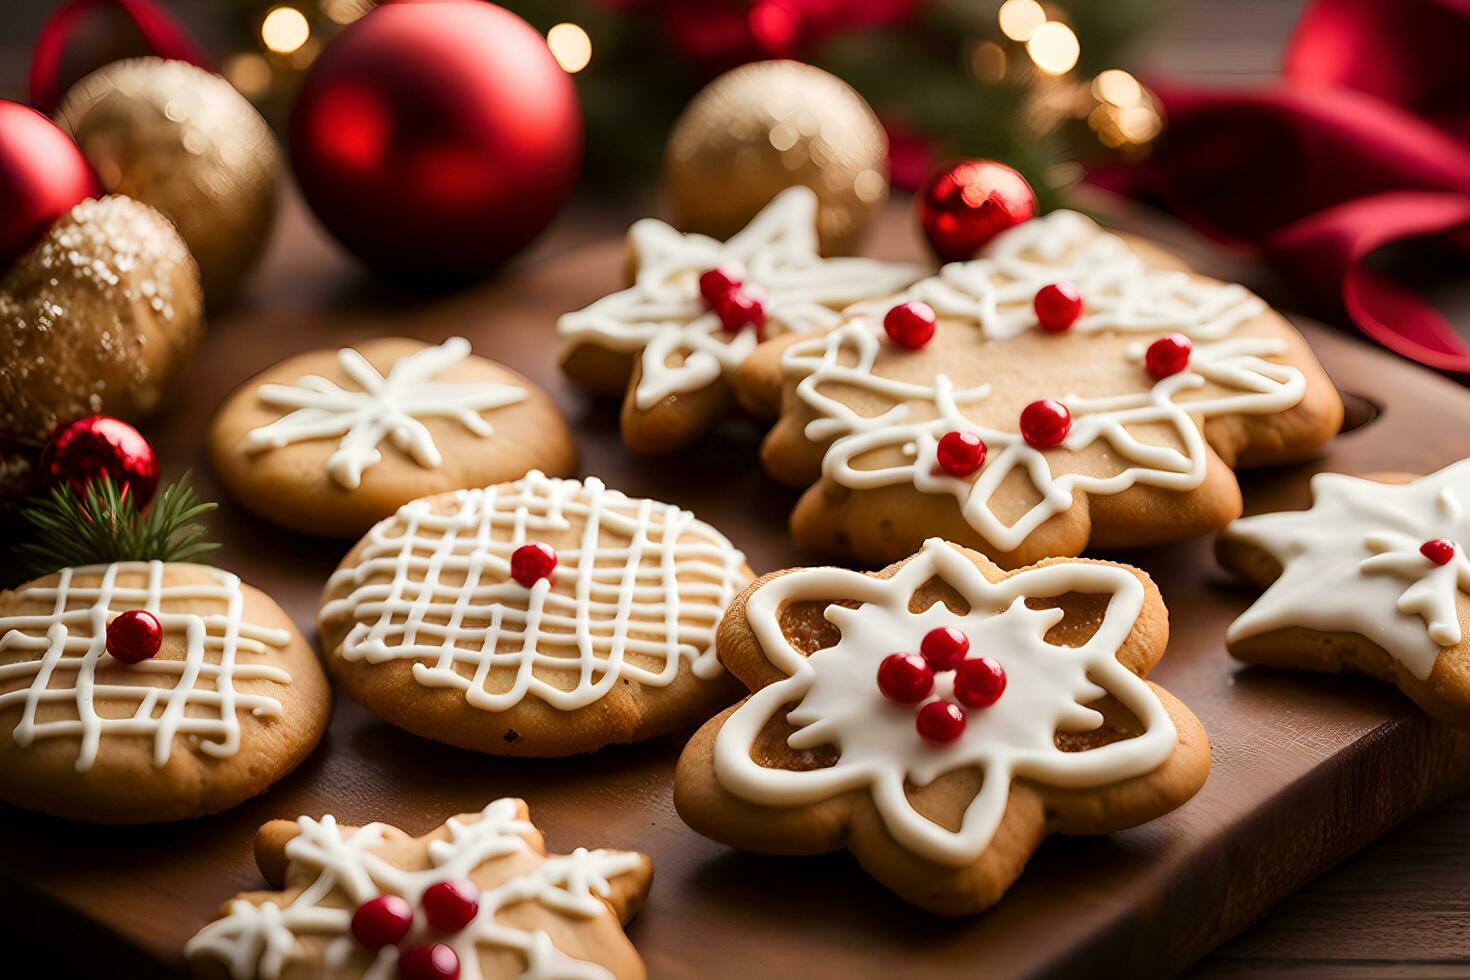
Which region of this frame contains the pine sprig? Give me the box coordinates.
[15,473,219,578]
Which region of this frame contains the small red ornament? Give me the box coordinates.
[936,431,987,477]
[1145,334,1193,379]
[877,653,933,704]
[106,609,162,665]
[920,627,970,671]
[915,700,966,743]
[422,879,479,932]
[398,943,460,980]
[1020,400,1071,449]
[698,266,741,306]
[510,543,557,588]
[38,415,160,506]
[883,301,937,350]
[917,159,1038,262]
[0,101,100,273]
[1422,539,1456,566]
[954,657,1007,709]
[1034,282,1083,333]
[351,894,414,950]
[716,288,766,335]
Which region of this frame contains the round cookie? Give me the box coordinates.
[318,471,754,756]
[0,560,331,823]
[209,336,576,538]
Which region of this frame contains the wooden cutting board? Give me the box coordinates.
[4,193,1470,979]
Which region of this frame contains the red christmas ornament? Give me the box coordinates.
[1145,333,1193,379]
[716,288,766,335]
[290,1,582,283]
[398,943,460,980]
[954,656,1006,709]
[698,266,741,306]
[1020,400,1071,449]
[920,627,970,672]
[106,609,162,664]
[877,653,933,704]
[0,101,100,273]
[1034,282,1083,333]
[917,159,1037,262]
[510,542,557,588]
[351,895,414,950]
[915,700,966,743]
[936,431,986,477]
[883,301,936,350]
[38,415,159,506]
[1422,539,1456,566]
[422,879,479,932]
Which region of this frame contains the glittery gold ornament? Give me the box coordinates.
[55,57,280,303]
[0,196,204,440]
[663,60,889,256]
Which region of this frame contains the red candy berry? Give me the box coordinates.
[1020,399,1071,449]
[510,543,557,587]
[877,653,934,704]
[422,879,479,932]
[920,627,970,672]
[398,943,460,980]
[1145,333,1193,379]
[351,895,414,950]
[698,266,740,305]
[915,700,966,743]
[716,289,766,335]
[1034,282,1083,333]
[936,430,987,477]
[883,301,936,350]
[106,609,162,664]
[954,657,1007,709]
[1422,539,1457,566]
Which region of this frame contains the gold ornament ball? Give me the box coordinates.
[0,196,205,440]
[55,57,281,304]
[663,60,889,256]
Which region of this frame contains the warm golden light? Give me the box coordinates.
[1093,69,1142,107]
[997,0,1047,43]
[224,52,273,97]
[969,40,1007,83]
[547,23,592,73]
[1026,21,1080,75]
[261,6,310,55]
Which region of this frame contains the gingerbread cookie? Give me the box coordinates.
[0,560,330,823]
[675,538,1209,915]
[319,471,754,756]
[210,336,576,538]
[556,186,927,453]
[738,209,1344,568]
[1219,459,1470,730]
[186,797,652,979]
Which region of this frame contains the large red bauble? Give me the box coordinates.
[917,159,1037,262]
[290,1,583,283]
[0,101,99,273]
[38,415,159,506]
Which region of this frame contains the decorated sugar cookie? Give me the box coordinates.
[209,336,576,538]
[0,560,330,823]
[186,798,652,980]
[556,186,927,453]
[738,209,1344,568]
[319,471,754,756]
[1219,460,1470,729]
[675,538,1210,915]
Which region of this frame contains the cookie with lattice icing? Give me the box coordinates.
[186,797,652,980]
[0,560,330,823]
[209,336,576,539]
[318,471,755,756]
[736,209,1344,568]
[1219,460,1470,730]
[675,538,1209,915]
[556,186,927,454]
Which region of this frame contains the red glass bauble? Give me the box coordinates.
[398,943,459,980]
[290,1,582,283]
[915,700,966,743]
[38,415,158,506]
[510,542,558,588]
[917,159,1037,262]
[351,895,414,950]
[877,653,933,704]
[422,879,479,933]
[954,656,1007,709]
[106,609,162,664]
[1019,399,1071,450]
[0,101,99,273]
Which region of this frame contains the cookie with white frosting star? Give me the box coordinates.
[1218,460,1470,730]
[209,336,576,538]
[674,538,1210,916]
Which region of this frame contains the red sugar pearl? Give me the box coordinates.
[1145,333,1193,379]
[398,943,459,980]
[1020,399,1071,449]
[877,653,934,704]
[422,879,480,932]
[698,266,741,306]
[106,609,162,665]
[936,431,987,477]
[1034,282,1083,332]
[510,543,557,588]
[351,895,414,950]
[954,657,1007,709]
[717,289,766,335]
[920,627,970,672]
[883,301,937,350]
[1422,539,1457,566]
[915,700,966,743]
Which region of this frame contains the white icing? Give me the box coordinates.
[321,471,750,712]
[0,561,293,771]
[556,186,927,409]
[713,539,1176,867]
[1224,460,1470,679]
[185,797,644,980]
[242,337,526,490]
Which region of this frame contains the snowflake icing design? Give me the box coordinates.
[713,539,1177,867]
